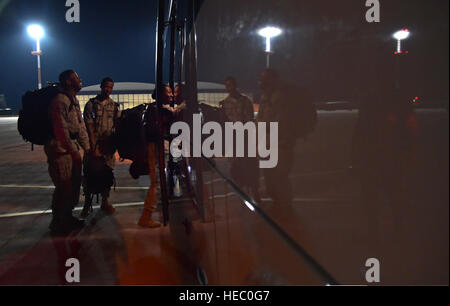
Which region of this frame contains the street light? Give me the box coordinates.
[27,24,44,89]
[393,29,410,54]
[258,26,282,68]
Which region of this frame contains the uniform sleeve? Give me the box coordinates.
[76,105,91,152]
[83,100,94,125]
[50,95,78,153]
[115,102,122,119]
[243,96,255,121]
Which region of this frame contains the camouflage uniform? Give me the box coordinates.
[83,96,120,197]
[220,93,254,123]
[220,93,259,199]
[84,96,120,167]
[257,87,296,205]
[44,93,90,219]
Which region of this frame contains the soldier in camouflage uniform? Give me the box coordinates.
[257,69,297,205]
[220,76,260,202]
[46,70,91,234]
[81,77,121,217]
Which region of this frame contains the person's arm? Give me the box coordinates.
[114,102,122,119]
[83,101,97,153]
[162,104,173,112]
[174,100,187,113]
[76,105,91,154]
[243,96,255,121]
[50,95,78,154]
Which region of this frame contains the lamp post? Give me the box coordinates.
[258,26,282,68]
[27,25,44,89]
[393,29,410,54]
[392,29,411,91]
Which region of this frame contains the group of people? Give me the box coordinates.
[45,67,308,235]
[219,70,309,205]
[45,70,163,234]
[44,65,416,236]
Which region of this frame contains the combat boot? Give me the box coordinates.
[49,214,84,235]
[80,194,93,219]
[138,209,161,228]
[101,198,116,214]
[68,214,85,230]
[49,216,66,234]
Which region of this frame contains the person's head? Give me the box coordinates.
[152,84,173,104]
[174,84,186,103]
[224,76,238,94]
[100,77,114,98]
[163,85,173,104]
[59,70,82,92]
[259,69,279,92]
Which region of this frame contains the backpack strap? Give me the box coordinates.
[59,88,76,112]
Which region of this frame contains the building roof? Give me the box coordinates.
[80,81,225,94]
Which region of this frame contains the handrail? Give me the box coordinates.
[156,0,170,225]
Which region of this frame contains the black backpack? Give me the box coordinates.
[82,156,114,195]
[17,86,71,147]
[115,104,148,161]
[143,102,160,142]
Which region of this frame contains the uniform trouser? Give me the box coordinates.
[263,149,294,205]
[45,149,82,218]
[102,153,115,199]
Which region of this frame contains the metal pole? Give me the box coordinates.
[189,0,199,111]
[169,0,176,93]
[167,0,177,198]
[184,18,191,98]
[187,0,206,220]
[36,39,42,89]
[178,23,185,85]
[266,52,270,69]
[156,0,170,225]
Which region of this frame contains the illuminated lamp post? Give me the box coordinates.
[27,25,44,89]
[393,29,410,55]
[258,26,283,68]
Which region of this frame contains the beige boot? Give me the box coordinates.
[137,142,161,229]
[138,209,161,228]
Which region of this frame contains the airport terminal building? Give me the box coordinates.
[77,81,228,111]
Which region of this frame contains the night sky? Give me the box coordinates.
[0,0,448,111]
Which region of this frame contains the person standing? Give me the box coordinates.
[220,76,260,202]
[137,85,174,228]
[46,70,91,234]
[257,69,298,205]
[81,77,120,217]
